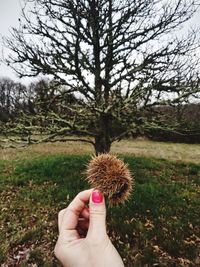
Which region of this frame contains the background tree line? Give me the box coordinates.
[0,77,199,144]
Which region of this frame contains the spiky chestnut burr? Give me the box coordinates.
[86,154,132,205]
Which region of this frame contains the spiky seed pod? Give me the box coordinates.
[86,154,133,205]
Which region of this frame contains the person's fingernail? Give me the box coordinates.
[92,190,103,203]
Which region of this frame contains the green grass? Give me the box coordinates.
[0,155,200,266]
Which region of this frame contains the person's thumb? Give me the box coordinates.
[87,190,107,241]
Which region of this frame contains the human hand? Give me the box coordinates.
[54,189,124,267]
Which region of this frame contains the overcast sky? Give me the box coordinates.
[0,0,24,82]
[0,0,200,84]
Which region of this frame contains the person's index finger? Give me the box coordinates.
[60,189,93,232]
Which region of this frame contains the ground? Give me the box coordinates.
[0,139,200,267]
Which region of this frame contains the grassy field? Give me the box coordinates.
[1,139,200,163]
[0,140,200,266]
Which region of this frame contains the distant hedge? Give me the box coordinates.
[144,104,200,143]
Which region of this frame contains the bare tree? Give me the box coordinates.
[5,0,200,154]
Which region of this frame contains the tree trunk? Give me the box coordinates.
[94,114,111,155]
[94,135,111,155]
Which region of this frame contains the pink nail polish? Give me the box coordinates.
[92,190,103,203]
